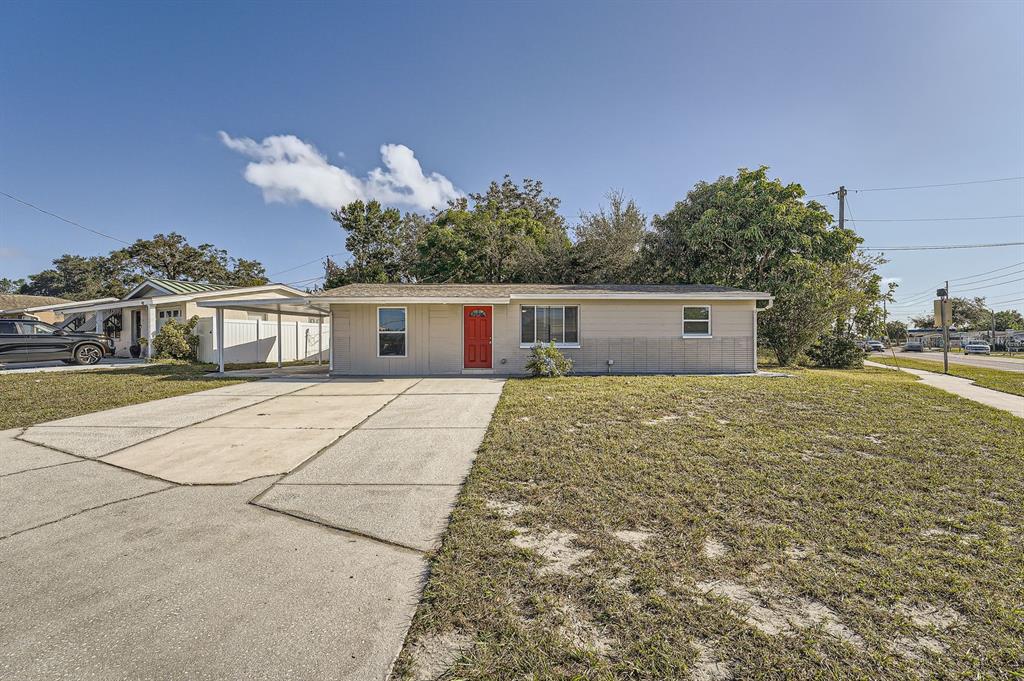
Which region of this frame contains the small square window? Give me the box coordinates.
[682,306,711,336]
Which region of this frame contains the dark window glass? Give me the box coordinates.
[683,306,711,336]
[536,306,549,343]
[378,333,406,356]
[0,321,20,334]
[548,306,564,343]
[564,307,579,343]
[520,306,535,344]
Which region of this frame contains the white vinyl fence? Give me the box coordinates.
[196,318,329,364]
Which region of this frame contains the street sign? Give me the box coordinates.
[934,299,952,325]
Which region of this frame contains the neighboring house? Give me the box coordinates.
[203,283,773,375]
[55,278,317,359]
[0,294,78,324]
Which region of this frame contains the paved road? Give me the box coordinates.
[889,351,1024,373]
[0,375,504,680]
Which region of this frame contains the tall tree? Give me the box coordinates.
[910,296,997,329]
[18,233,268,300]
[994,309,1024,331]
[569,191,647,283]
[415,176,570,283]
[640,166,873,364]
[329,200,412,284]
[0,277,26,294]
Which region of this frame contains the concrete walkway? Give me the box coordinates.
[866,360,1023,417]
[0,357,147,374]
[0,376,505,679]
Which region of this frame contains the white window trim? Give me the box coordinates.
[376,306,408,358]
[519,304,581,349]
[682,305,713,338]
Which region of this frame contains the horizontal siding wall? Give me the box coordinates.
[330,299,756,375]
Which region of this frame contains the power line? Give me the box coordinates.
[853,214,1023,223]
[284,274,326,286]
[954,276,1024,294]
[950,260,1024,282]
[951,267,1024,288]
[852,176,1024,193]
[268,252,346,277]
[807,175,1024,197]
[0,190,132,245]
[862,241,1024,251]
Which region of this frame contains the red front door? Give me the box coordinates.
[463,306,492,368]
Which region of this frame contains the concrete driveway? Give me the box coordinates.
[0,376,504,680]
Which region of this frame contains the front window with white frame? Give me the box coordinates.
[520,305,579,346]
[682,305,711,337]
[377,307,407,357]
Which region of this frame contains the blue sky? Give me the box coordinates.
[1,0,1021,322]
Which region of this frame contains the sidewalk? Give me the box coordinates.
[866,360,1023,418]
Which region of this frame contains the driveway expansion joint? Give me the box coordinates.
[0,484,176,541]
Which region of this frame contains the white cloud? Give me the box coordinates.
[219,132,461,212]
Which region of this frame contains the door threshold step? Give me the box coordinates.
[461,369,496,375]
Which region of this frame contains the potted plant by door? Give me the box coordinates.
[129,338,146,358]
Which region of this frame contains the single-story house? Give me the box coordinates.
[0,294,91,324]
[201,283,773,375]
[54,278,319,359]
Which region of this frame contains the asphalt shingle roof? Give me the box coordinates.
[316,283,770,298]
[0,294,71,311]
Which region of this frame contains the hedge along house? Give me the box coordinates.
[204,284,773,375]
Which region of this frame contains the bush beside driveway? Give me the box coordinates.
[394,370,1024,679]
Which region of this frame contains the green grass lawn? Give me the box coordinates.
[0,362,252,430]
[872,355,1024,397]
[394,370,1023,679]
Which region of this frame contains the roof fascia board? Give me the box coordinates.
[311,296,511,305]
[507,293,772,301]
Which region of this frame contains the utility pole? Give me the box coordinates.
[939,281,949,374]
[837,186,847,230]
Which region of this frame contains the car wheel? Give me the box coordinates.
[73,344,103,366]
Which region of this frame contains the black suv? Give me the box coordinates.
[0,318,115,366]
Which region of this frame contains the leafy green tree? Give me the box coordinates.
[885,320,908,343]
[640,166,871,365]
[994,309,1024,331]
[568,191,647,283]
[19,253,132,300]
[122,233,267,287]
[330,200,409,283]
[0,277,26,294]
[20,233,268,300]
[910,296,997,329]
[415,176,570,283]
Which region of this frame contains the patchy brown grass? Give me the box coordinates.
[394,370,1024,679]
[0,362,251,429]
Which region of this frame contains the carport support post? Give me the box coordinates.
[145,304,156,359]
[95,309,103,334]
[317,315,322,365]
[215,307,225,373]
[276,308,283,368]
[328,311,334,373]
